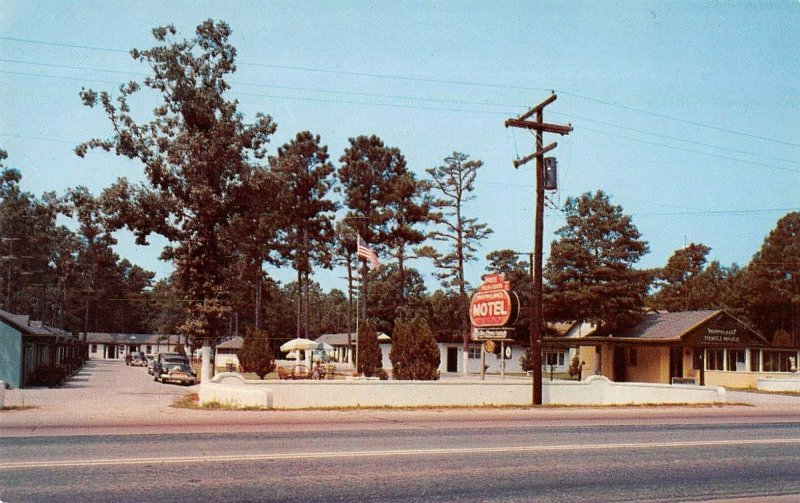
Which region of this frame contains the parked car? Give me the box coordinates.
[153,353,190,380]
[130,352,147,367]
[155,362,197,385]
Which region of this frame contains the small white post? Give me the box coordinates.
[201,340,212,383]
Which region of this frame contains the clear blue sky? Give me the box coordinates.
[1,1,798,293]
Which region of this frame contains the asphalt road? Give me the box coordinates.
[3,420,800,502]
[4,360,800,502]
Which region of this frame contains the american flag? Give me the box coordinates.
[357,235,379,268]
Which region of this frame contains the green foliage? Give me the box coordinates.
[519,346,534,372]
[77,20,277,344]
[338,135,413,322]
[356,320,382,377]
[424,290,463,342]
[237,327,276,379]
[735,212,800,345]
[544,191,651,334]
[390,317,440,380]
[422,152,493,349]
[652,243,732,312]
[486,250,532,343]
[367,264,430,334]
[271,131,338,337]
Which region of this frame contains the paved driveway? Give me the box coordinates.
[2,359,197,428]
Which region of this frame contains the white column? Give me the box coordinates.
[745,348,751,372]
[201,341,211,383]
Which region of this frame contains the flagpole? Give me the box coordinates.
[355,257,360,370]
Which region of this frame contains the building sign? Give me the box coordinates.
[682,312,766,348]
[703,328,740,345]
[473,328,513,340]
[469,274,520,328]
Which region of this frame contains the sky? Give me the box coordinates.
[1,0,798,294]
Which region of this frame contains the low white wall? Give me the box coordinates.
[757,376,800,392]
[199,374,726,409]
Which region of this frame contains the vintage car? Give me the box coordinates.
[155,362,197,385]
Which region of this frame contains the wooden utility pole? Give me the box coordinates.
[505,92,572,405]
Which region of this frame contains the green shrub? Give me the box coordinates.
[237,327,276,379]
[357,320,382,377]
[390,317,440,380]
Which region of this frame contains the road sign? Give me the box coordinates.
[484,340,496,353]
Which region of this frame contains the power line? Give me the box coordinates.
[7,58,798,167]
[580,126,800,175]
[2,36,798,147]
[0,36,129,54]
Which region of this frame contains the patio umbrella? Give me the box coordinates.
[280,338,318,368]
[280,338,318,352]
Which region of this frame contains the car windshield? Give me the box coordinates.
[166,363,191,372]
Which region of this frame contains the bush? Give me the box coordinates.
[390,317,440,380]
[520,346,534,372]
[237,327,276,379]
[357,320,382,378]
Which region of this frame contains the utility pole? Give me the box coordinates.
[505,92,572,405]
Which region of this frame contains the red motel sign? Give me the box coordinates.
[469,273,519,328]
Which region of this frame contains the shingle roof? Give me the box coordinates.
[216,336,243,350]
[315,332,390,346]
[620,310,721,340]
[83,332,185,344]
[0,309,70,337]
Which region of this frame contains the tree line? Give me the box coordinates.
[1,20,797,355]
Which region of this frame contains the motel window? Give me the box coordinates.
[763,351,794,372]
[726,350,745,372]
[706,349,724,371]
[750,351,760,372]
[468,347,481,359]
[146,345,152,354]
[91,344,97,353]
[543,352,564,367]
[693,349,702,370]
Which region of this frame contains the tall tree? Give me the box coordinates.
[736,212,800,345]
[77,21,277,375]
[338,135,407,322]
[652,243,732,312]
[271,131,337,338]
[384,171,430,304]
[544,191,651,334]
[421,152,492,373]
[367,264,429,335]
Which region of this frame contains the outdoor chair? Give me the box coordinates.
[277,367,292,380]
[292,364,310,379]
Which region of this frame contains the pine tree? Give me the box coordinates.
[544,191,651,334]
[390,317,440,380]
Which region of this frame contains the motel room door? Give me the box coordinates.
[613,347,627,382]
[446,347,458,373]
[669,347,683,382]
